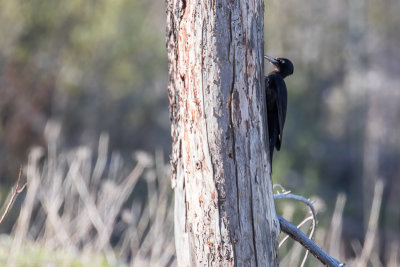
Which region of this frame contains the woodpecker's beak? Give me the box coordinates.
[264,54,279,66]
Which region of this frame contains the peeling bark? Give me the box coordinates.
[166,0,279,265]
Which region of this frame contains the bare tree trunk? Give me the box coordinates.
[166,1,279,265]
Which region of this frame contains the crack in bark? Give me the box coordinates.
[229,49,241,233]
[181,0,186,11]
[228,53,241,264]
[228,10,232,62]
[179,0,186,19]
[200,18,212,181]
[250,179,259,267]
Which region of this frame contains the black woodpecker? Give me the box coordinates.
[264,54,294,166]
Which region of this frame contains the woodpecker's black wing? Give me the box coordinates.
[265,73,288,165]
[274,74,287,150]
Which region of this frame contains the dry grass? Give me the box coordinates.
[0,124,175,266]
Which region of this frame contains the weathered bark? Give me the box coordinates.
[166,0,279,266]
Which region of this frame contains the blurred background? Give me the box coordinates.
[0,0,398,266]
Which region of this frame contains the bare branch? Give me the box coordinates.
[0,168,28,224]
[279,216,314,248]
[274,185,318,265]
[274,188,318,226]
[274,185,345,266]
[278,215,345,267]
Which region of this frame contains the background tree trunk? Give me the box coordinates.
[166,0,280,265]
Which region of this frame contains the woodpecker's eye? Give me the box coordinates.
[281,60,285,64]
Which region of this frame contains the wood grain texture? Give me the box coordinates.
[166,0,279,265]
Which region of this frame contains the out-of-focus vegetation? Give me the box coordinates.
[0,0,169,185]
[1,128,175,266]
[0,0,399,265]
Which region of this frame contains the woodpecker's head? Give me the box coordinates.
[264,54,294,78]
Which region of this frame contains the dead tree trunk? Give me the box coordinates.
[166,0,279,265]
